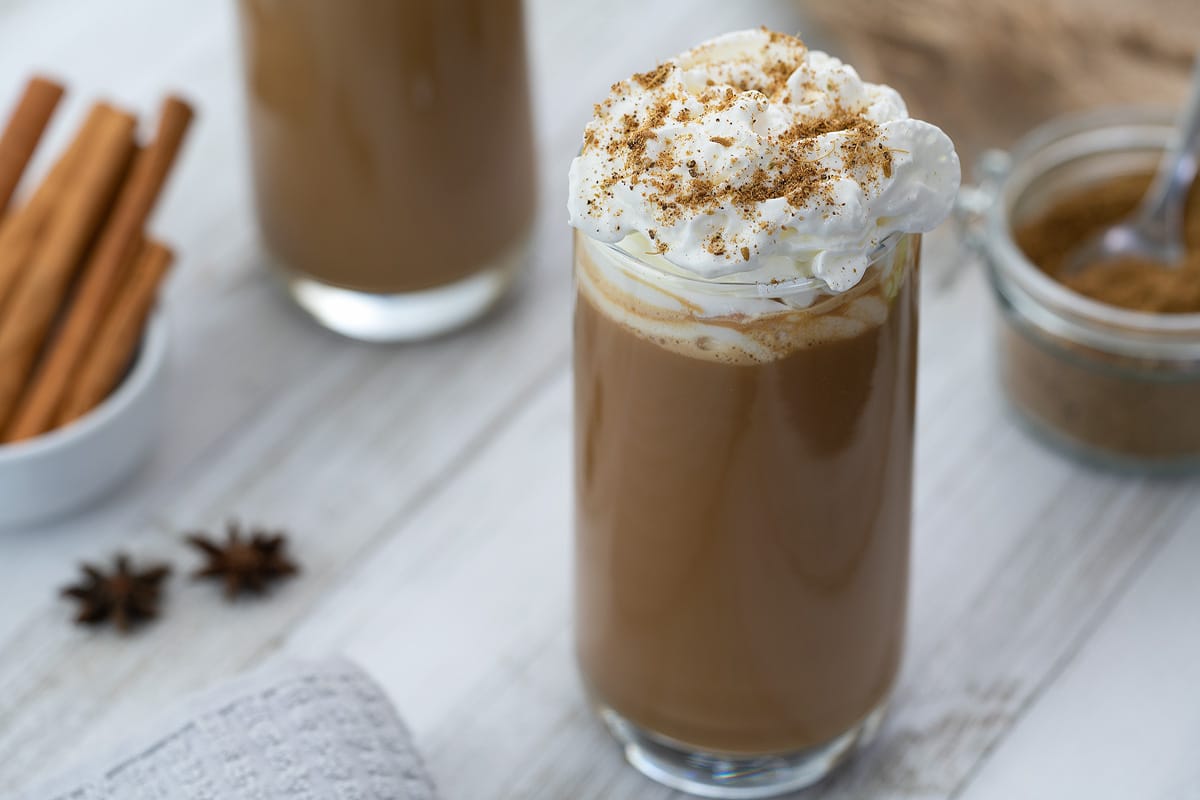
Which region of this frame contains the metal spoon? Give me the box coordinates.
[1065,58,1200,274]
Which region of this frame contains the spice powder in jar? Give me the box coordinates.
[973,108,1200,472]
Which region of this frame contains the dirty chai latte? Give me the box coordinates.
[575,233,919,755]
[238,0,536,296]
[567,29,959,794]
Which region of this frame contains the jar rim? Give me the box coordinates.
[981,105,1200,357]
[580,231,905,300]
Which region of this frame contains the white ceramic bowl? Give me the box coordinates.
[0,314,167,529]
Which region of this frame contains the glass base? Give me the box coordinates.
[276,238,527,342]
[599,702,887,799]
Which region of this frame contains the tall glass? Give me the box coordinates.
[573,231,920,797]
[237,0,537,341]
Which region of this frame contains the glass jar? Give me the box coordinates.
[573,230,919,797]
[236,0,537,341]
[960,107,1200,471]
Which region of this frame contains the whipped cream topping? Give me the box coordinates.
[567,28,960,292]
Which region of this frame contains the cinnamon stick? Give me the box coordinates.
[0,104,136,434]
[55,241,172,428]
[5,95,193,441]
[0,103,106,317]
[0,76,65,219]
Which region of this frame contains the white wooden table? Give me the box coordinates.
[2,2,1199,799]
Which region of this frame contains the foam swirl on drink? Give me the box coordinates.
[575,230,912,365]
[567,28,960,292]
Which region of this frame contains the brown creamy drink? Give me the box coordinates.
[575,232,919,756]
[238,0,536,337]
[567,29,959,795]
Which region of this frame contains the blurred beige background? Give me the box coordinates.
[804,0,1199,169]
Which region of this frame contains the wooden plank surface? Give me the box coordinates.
[1,2,1198,799]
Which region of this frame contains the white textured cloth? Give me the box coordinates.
[21,659,437,800]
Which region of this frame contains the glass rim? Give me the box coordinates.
[578,231,907,300]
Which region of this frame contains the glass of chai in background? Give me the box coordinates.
[237,0,537,341]
[569,30,959,797]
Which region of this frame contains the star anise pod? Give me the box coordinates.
[187,521,299,598]
[61,554,171,633]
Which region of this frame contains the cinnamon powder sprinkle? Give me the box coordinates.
[780,107,865,142]
[633,63,671,90]
[577,28,897,263]
[705,232,726,255]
